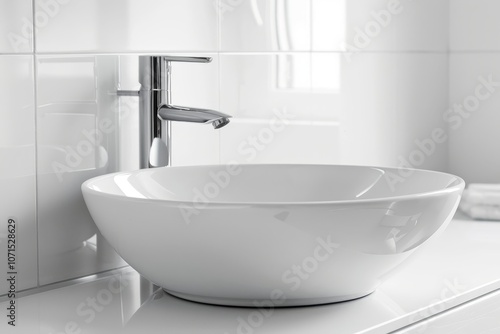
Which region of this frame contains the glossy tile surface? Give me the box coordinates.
[343,0,448,52]
[448,53,500,183]
[168,54,220,166]
[0,56,37,294]
[339,53,448,170]
[218,53,340,164]
[36,55,127,285]
[220,0,448,52]
[220,0,312,51]
[35,0,218,52]
[2,217,500,333]
[0,0,32,53]
[219,119,339,164]
[220,54,339,121]
[450,0,500,51]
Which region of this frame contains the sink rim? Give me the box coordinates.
[81,163,465,207]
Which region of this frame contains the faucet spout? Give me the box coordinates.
[158,104,232,129]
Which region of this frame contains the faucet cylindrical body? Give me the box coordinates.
[138,56,171,168]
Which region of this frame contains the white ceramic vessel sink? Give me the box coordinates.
[82,164,464,307]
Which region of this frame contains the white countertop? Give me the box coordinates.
[2,214,500,334]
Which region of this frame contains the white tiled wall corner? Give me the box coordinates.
[0,0,33,53]
[448,54,500,183]
[340,53,449,171]
[35,0,218,53]
[450,0,500,51]
[0,55,37,294]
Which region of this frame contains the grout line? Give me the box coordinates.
[218,50,450,55]
[33,56,40,289]
[30,50,453,56]
[310,0,313,52]
[0,52,35,56]
[32,0,36,53]
[218,52,222,164]
[217,0,222,164]
[9,49,500,56]
[217,0,221,53]
[31,0,40,289]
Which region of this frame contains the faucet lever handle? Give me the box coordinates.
[149,137,169,168]
[161,56,212,64]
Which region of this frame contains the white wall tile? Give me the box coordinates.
[37,57,97,104]
[35,0,218,53]
[448,54,500,183]
[37,55,127,285]
[343,0,448,52]
[220,54,339,121]
[450,0,500,51]
[340,53,449,170]
[171,122,220,166]
[169,54,220,111]
[219,0,448,52]
[0,0,32,53]
[220,118,339,164]
[311,0,346,51]
[220,0,311,51]
[0,56,37,294]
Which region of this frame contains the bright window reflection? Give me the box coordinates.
[273,0,344,92]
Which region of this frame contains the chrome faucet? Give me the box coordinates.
[119,55,231,168]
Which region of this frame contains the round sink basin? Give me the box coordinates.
[82,164,464,307]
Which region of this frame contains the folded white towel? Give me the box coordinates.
[459,183,500,220]
[460,203,500,221]
[468,183,500,192]
[462,189,500,206]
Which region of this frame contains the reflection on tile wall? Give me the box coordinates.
[449,0,500,183]
[36,56,126,284]
[1,0,453,295]
[35,0,218,52]
[344,0,448,52]
[0,0,33,53]
[218,53,340,164]
[340,53,449,169]
[0,56,37,294]
[448,54,500,183]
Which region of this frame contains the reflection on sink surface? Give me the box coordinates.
[82,164,464,307]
